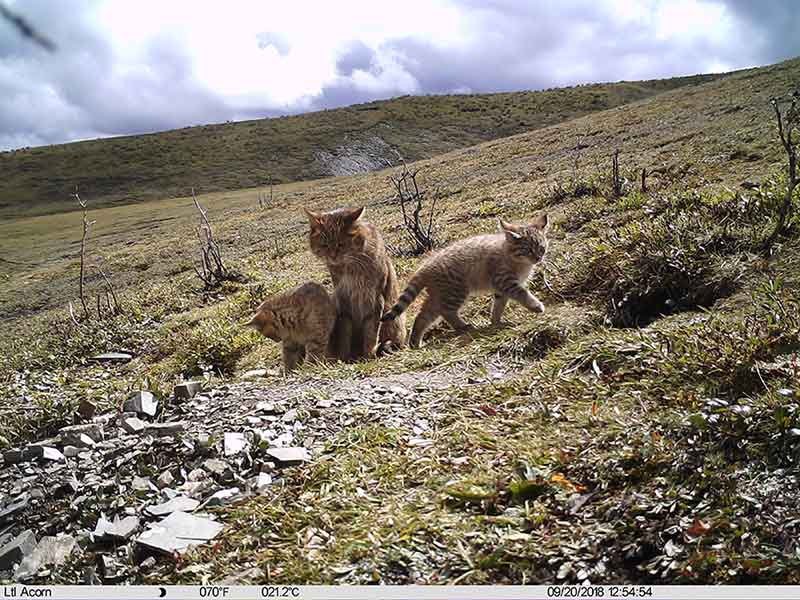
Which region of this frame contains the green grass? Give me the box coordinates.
[0,72,728,219]
[3,56,800,584]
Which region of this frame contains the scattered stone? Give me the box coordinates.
[77,398,98,421]
[256,401,277,413]
[97,554,126,583]
[135,511,223,555]
[266,447,310,466]
[178,481,213,500]
[131,476,153,494]
[254,473,273,493]
[14,535,77,581]
[777,388,795,398]
[219,566,263,585]
[196,433,212,452]
[139,556,157,570]
[40,447,65,462]
[59,424,103,446]
[187,468,208,482]
[203,487,240,507]
[315,399,333,409]
[123,391,159,417]
[245,416,262,426]
[157,471,176,489]
[0,529,36,570]
[94,515,140,541]
[282,409,298,423]
[144,422,185,437]
[224,433,249,456]
[146,496,199,517]
[242,369,267,380]
[202,459,231,478]
[89,352,132,363]
[2,449,24,465]
[174,381,202,401]
[63,446,82,458]
[120,416,147,434]
[0,496,29,523]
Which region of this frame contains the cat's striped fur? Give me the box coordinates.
[382,215,549,348]
[305,206,406,360]
[246,282,336,371]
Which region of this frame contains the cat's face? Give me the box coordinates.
[247,309,280,341]
[304,206,367,264]
[500,214,549,263]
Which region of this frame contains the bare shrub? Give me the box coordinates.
[192,188,228,289]
[389,164,440,256]
[764,90,799,251]
[68,187,122,322]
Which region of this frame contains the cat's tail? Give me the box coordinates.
[381,276,425,322]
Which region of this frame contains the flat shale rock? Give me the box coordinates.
[123,391,159,417]
[0,529,36,570]
[94,515,140,541]
[59,423,104,446]
[224,432,250,456]
[174,381,202,401]
[144,422,185,437]
[135,511,223,555]
[89,352,132,363]
[0,496,29,523]
[14,534,77,581]
[146,496,199,517]
[77,398,98,421]
[120,416,147,434]
[266,447,310,466]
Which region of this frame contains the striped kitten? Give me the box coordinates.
[382,214,549,348]
[246,282,336,371]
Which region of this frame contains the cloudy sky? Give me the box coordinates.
[1,0,798,151]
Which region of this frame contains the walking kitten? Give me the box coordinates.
[382,214,550,348]
[305,206,406,360]
[246,282,336,371]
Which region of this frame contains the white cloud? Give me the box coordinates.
[0,0,796,150]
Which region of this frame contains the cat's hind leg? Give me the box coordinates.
[409,297,441,348]
[440,286,472,332]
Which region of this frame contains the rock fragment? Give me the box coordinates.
[174,381,202,401]
[135,511,223,555]
[0,530,36,571]
[123,391,158,417]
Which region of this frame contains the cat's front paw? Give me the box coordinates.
[530,299,545,313]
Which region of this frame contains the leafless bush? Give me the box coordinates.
[764,90,799,251]
[611,149,624,197]
[389,164,440,256]
[257,177,274,210]
[68,187,122,323]
[192,188,228,289]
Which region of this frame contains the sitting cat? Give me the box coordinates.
[246,282,336,371]
[382,214,550,348]
[305,206,406,361]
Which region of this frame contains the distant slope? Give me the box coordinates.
[0,72,725,218]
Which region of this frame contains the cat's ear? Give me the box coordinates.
[345,206,365,223]
[499,218,521,239]
[531,213,550,231]
[304,207,322,226]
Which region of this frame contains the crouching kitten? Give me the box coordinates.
[246,282,336,371]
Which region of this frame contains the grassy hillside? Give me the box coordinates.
[0,72,726,219]
[1,57,799,585]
